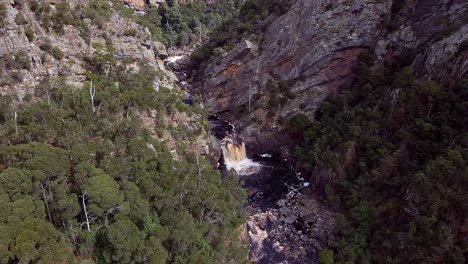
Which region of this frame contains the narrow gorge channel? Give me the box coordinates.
[167,54,336,263]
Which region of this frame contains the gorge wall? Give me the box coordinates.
[192,0,468,154]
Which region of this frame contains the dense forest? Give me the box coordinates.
[0,61,249,263]
[289,52,467,264]
[0,61,248,263]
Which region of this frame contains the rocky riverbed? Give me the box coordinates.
[241,154,336,263]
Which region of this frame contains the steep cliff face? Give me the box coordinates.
[193,0,467,153]
[0,0,174,101]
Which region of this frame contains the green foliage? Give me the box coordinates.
[98,217,143,263]
[0,60,247,262]
[191,0,292,69]
[49,47,64,60]
[319,249,335,264]
[112,0,241,47]
[123,28,138,37]
[14,51,31,70]
[24,26,35,41]
[293,52,467,263]
[29,0,109,40]
[0,191,75,263]
[82,171,125,216]
[288,113,312,133]
[157,0,242,46]
[10,71,24,83]
[29,0,52,29]
[83,0,112,28]
[0,2,8,27]
[39,41,64,60]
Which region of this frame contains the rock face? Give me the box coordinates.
[0,0,173,101]
[193,0,468,153]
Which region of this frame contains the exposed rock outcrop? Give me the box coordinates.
[0,0,173,101]
[247,195,336,263]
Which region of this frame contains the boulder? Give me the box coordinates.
[284,215,297,224]
[153,41,168,59]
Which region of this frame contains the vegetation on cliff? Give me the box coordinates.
[116,0,243,47]
[290,52,467,264]
[191,0,291,69]
[0,61,247,263]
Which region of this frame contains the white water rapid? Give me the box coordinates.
[221,139,260,175]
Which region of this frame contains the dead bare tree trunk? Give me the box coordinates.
[81,193,91,231]
[14,111,18,135]
[89,81,96,114]
[196,156,206,189]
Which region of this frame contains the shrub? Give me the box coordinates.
[25,26,35,41]
[324,3,334,11]
[318,250,334,264]
[288,113,312,133]
[122,57,135,65]
[252,93,262,101]
[15,13,27,25]
[39,41,52,51]
[14,51,31,70]
[50,2,73,33]
[124,28,138,37]
[11,71,24,83]
[1,53,16,69]
[39,41,64,60]
[83,0,112,27]
[49,47,64,60]
[23,93,32,102]
[29,0,51,28]
[268,94,281,108]
[0,2,7,27]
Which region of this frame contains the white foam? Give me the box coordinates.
[166,55,184,63]
[225,158,261,176]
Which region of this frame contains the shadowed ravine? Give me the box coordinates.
[208,116,335,263]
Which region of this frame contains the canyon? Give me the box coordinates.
[0,0,466,263]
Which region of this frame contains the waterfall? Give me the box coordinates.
[223,142,247,161]
[221,138,259,175]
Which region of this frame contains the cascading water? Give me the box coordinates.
[221,138,260,175]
